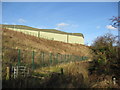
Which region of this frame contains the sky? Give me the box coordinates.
[2,2,118,45]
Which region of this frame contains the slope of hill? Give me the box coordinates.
[2,28,93,88]
[2,28,92,57]
[2,28,120,88]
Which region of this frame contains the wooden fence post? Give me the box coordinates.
[49,53,52,65]
[32,51,35,70]
[18,49,21,66]
[55,53,58,64]
[42,52,45,66]
[6,67,10,80]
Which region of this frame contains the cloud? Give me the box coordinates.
[57,23,69,27]
[96,26,100,29]
[55,22,69,30]
[54,26,64,30]
[106,25,117,30]
[18,18,26,23]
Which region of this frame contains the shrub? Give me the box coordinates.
[89,33,119,76]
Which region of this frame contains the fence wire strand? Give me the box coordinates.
[2,48,89,70]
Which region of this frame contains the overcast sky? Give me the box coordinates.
[2,2,118,45]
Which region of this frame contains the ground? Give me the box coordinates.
[2,28,120,88]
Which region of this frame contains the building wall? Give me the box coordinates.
[40,31,67,42]
[68,35,84,44]
[6,28,84,44]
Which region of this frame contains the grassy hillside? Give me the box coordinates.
[2,28,119,88]
[2,28,91,57]
[2,28,94,88]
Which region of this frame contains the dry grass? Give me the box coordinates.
[2,28,94,88]
[34,60,90,88]
[3,28,119,88]
[2,28,93,57]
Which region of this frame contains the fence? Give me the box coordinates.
[2,47,89,70]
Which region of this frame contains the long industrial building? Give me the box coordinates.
[3,25,84,44]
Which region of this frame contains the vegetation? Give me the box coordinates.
[88,33,120,86]
[110,16,120,28]
[2,61,90,88]
[87,16,120,87]
[89,16,120,84]
[2,16,120,88]
[2,28,92,88]
[2,28,90,56]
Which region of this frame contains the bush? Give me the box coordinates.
[89,33,119,76]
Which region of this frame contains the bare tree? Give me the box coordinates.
[110,16,120,46]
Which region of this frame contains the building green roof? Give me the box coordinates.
[2,24,84,38]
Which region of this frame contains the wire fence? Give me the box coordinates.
[2,47,89,70]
